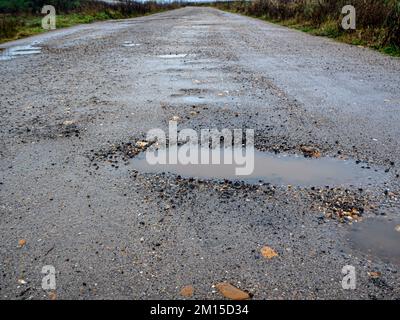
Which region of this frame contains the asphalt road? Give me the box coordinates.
[1,7,400,300]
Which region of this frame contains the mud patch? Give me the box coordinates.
[9,117,83,141]
[349,218,400,266]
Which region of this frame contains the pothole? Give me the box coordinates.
[129,146,386,187]
[349,218,400,266]
[0,44,42,61]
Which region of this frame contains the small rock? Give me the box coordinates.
[136,141,148,148]
[300,146,321,158]
[18,239,26,248]
[260,246,279,259]
[63,120,74,126]
[368,271,381,279]
[395,225,400,232]
[171,116,180,121]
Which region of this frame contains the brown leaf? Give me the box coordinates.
[215,282,250,300]
[180,285,194,297]
[260,246,278,259]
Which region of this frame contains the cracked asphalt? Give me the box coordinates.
[1,7,400,300]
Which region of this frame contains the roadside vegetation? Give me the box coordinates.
[211,0,400,57]
[0,0,183,43]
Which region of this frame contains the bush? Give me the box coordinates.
[0,15,21,38]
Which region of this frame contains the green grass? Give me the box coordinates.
[379,45,400,57]
[0,9,164,44]
[0,14,103,43]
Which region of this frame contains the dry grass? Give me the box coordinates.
[212,0,400,56]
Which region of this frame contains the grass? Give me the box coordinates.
[0,13,106,43]
[0,6,172,44]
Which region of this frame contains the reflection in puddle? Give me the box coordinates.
[349,219,400,266]
[0,44,42,61]
[130,147,385,187]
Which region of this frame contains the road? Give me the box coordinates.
[1,7,400,300]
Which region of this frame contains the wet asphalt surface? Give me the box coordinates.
[0,7,400,300]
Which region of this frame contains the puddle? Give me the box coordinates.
[122,41,141,47]
[349,218,400,266]
[173,96,208,104]
[130,147,385,187]
[0,44,42,61]
[172,95,231,105]
[158,54,187,59]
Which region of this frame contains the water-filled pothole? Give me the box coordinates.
[0,44,42,61]
[349,218,400,266]
[130,147,385,187]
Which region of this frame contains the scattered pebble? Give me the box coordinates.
[300,145,321,158]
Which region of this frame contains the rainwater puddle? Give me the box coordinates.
[158,54,188,59]
[130,147,385,187]
[349,218,400,266]
[177,96,207,104]
[122,41,141,47]
[0,44,42,61]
